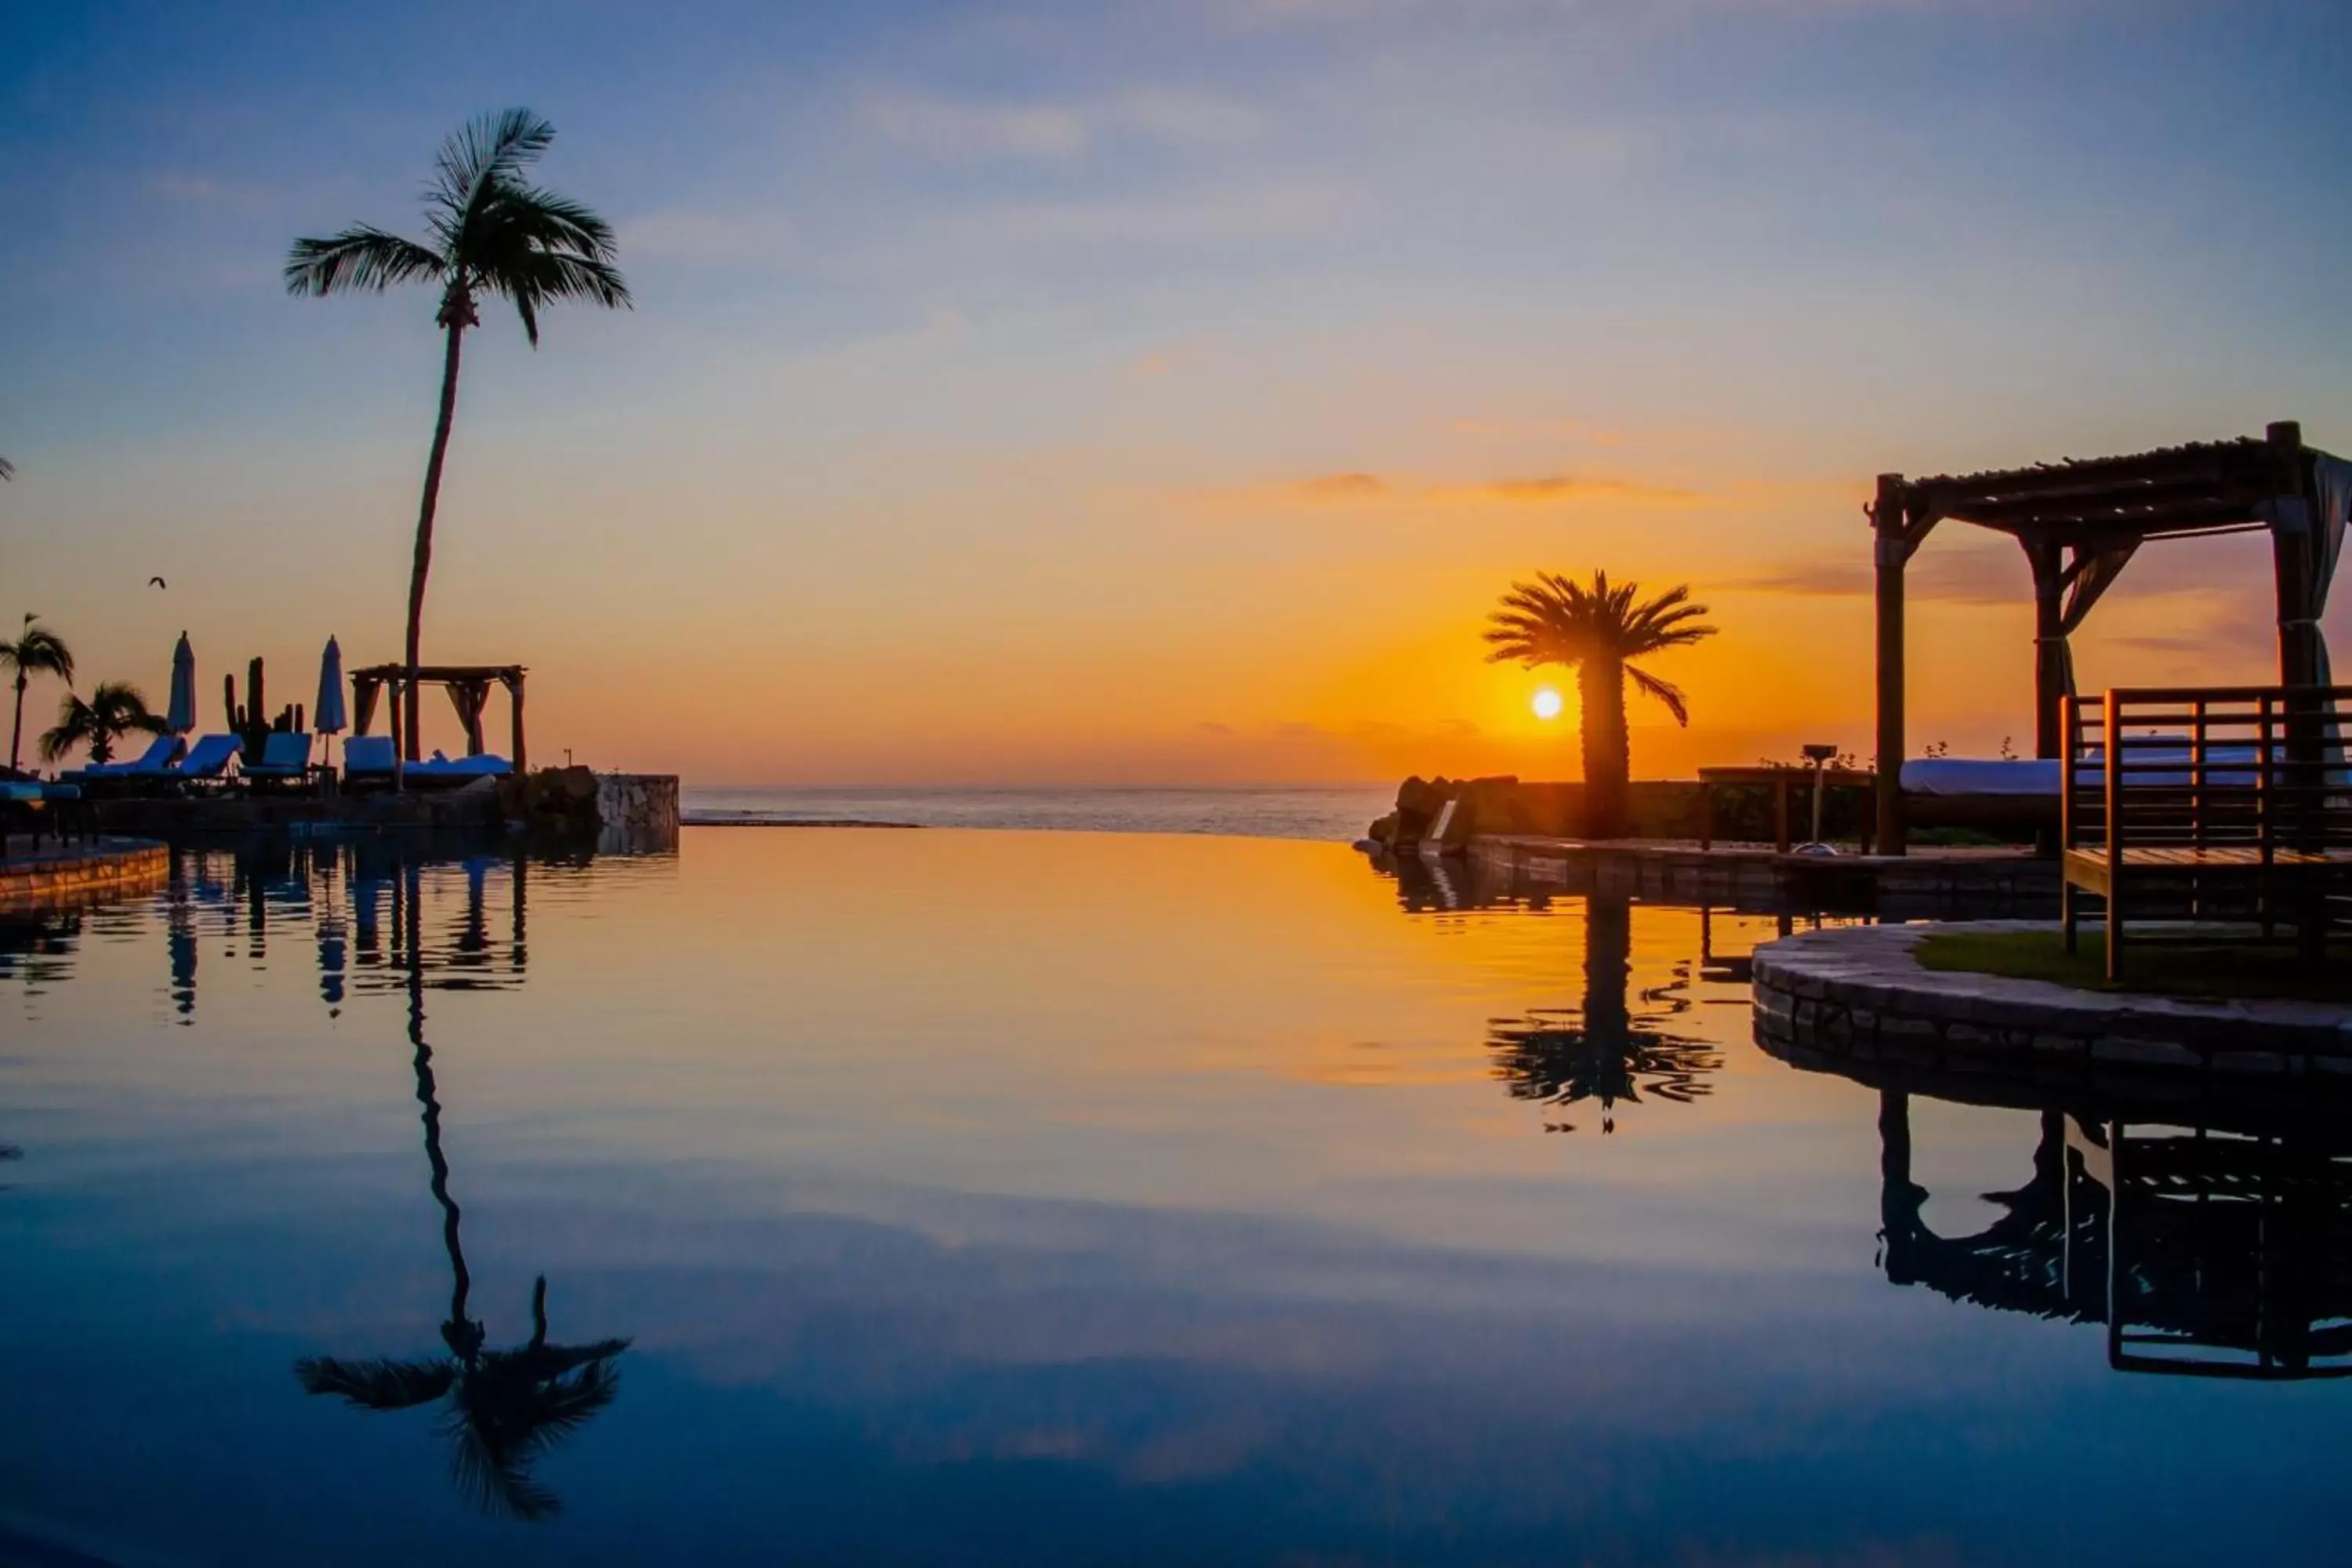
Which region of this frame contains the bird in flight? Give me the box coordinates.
[148,576,167,589]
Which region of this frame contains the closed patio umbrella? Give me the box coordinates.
[165,631,198,735]
[314,637,347,773]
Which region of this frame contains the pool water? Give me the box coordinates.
[1,829,2345,1564]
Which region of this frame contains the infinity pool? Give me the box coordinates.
[2,829,2344,1564]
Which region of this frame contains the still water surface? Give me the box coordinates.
[2,829,2346,1564]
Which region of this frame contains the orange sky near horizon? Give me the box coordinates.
[8,2,2347,786]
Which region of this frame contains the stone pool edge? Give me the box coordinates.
[1752,920,2352,1077]
[1,837,169,910]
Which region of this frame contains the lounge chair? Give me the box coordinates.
[2,779,42,848]
[72,734,184,782]
[403,751,514,793]
[241,731,315,793]
[342,735,398,793]
[173,734,243,791]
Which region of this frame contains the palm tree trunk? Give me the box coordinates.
[406,314,468,762]
[8,672,24,773]
[1579,655,1631,838]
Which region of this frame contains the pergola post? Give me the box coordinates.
[506,672,527,775]
[1873,472,1910,856]
[2268,419,2314,688]
[2026,537,2066,760]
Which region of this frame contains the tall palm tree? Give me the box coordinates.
[1484,570,1715,839]
[2,615,73,773]
[297,876,627,1519]
[285,109,630,762]
[38,679,162,769]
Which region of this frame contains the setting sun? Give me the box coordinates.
[1531,688,1564,721]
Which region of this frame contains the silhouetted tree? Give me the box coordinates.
[39,679,164,768]
[2,615,73,773]
[1484,571,1715,838]
[286,109,629,761]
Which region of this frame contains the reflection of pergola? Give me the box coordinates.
[1869,419,2344,852]
[349,663,528,770]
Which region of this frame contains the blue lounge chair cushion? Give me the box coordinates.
[243,731,314,777]
[176,735,242,778]
[343,735,397,774]
[41,784,82,801]
[2,781,41,804]
[82,735,184,778]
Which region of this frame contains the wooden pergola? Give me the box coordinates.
[1871,419,2340,854]
[349,663,528,771]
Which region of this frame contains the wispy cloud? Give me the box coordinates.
[1294,472,1391,501]
[860,86,1262,163]
[1715,547,2023,604]
[620,208,794,267]
[1274,470,1694,508]
[862,92,1088,162]
[950,181,1353,249]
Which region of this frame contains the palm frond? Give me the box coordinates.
[294,1355,457,1410]
[428,109,557,233]
[0,622,73,683]
[446,1424,564,1521]
[285,227,446,296]
[1627,664,1691,726]
[0,456,13,480]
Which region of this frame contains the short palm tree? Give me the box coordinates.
[285,108,630,762]
[1484,571,1715,839]
[40,680,165,768]
[2,615,74,772]
[1486,891,1720,1134]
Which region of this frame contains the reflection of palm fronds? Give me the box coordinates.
[1487,1009,1722,1133]
[296,1279,628,1521]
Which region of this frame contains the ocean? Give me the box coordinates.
[682,783,1396,842]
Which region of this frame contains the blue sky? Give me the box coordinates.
[5,0,2350,780]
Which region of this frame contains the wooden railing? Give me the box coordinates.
[2060,686,2352,977]
[2063,686,2352,857]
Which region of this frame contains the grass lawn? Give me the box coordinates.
[1913,928,2352,1004]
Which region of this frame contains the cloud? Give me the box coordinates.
[620,208,793,267]
[147,173,274,211]
[1111,88,1264,148]
[1435,475,1697,504]
[1294,472,1391,501]
[858,87,1261,164]
[1196,720,1236,735]
[862,93,1089,162]
[1715,546,2021,604]
[951,182,1353,248]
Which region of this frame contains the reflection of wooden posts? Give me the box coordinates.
[1879,1089,1916,1285]
[1874,473,1911,857]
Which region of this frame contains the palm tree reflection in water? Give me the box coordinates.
[1486,891,1721,1134]
[296,866,628,1520]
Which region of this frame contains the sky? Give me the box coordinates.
[4,0,2350,784]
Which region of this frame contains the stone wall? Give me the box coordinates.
[1,838,169,909]
[1753,922,2352,1080]
[596,773,680,842]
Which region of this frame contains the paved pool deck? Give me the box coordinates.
[1754,920,2352,1079]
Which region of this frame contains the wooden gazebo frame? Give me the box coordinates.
[348,662,528,771]
[1871,419,2337,854]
